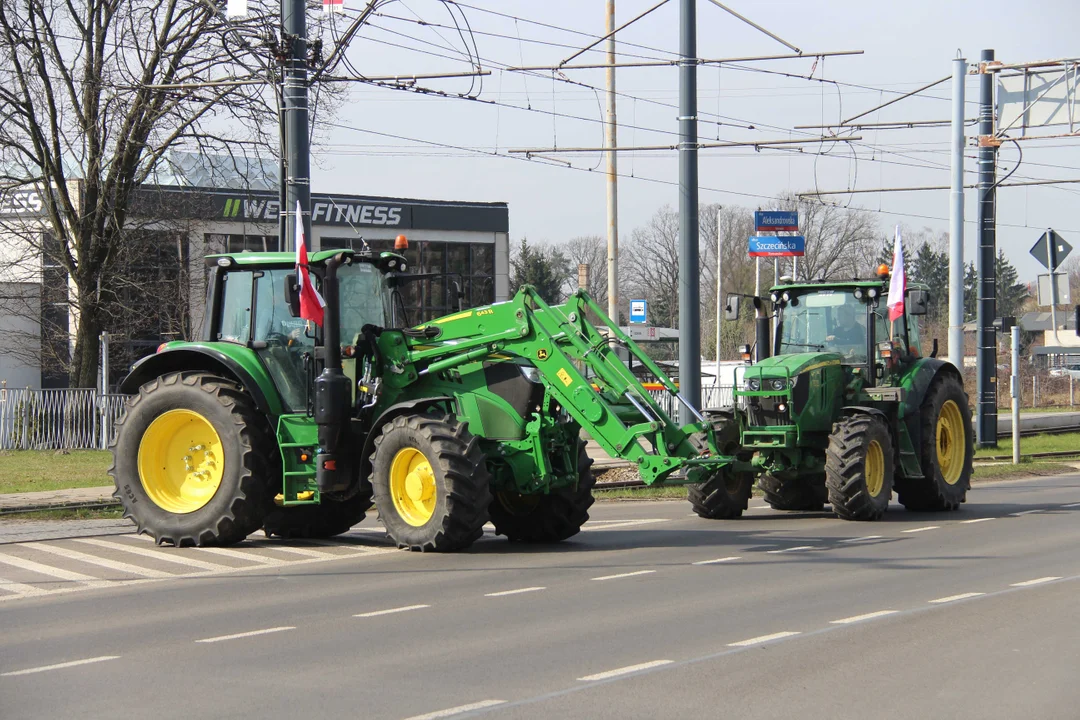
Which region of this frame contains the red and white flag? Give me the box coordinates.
[294,201,326,327]
[887,224,906,323]
[323,0,343,13]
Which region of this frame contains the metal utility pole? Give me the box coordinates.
[948,56,966,371]
[282,0,311,252]
[605,0,620,324]
[714,208,723,381]
[1011,325,1020,464]
[677,0,701,421]
[975,49,998,448]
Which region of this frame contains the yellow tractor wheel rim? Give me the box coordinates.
[390,447,437,527]
[865,439,885,498]
[937,399,966,485]
[137,409,224,514]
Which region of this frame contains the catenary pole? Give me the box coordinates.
[282,0,311,252]
[605,0,620,325]
[975,49,998,447]
[677,0,701,421]
[714,207,722,385]
[948,56,966,371]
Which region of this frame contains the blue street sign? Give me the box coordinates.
[629,299,647,324]
[748,236,805,257]
[754,210,799,232]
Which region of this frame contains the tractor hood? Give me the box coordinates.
[745,352,842,383]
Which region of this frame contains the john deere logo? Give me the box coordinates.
[222,198,242,218]
[536,349,549,361]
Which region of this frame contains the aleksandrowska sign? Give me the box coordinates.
[0,185,509,233]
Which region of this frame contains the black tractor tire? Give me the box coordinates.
[262,485,374,539]
[687,411,754,519]
[758,473,827,512]
[370,414,491,552]
[826,413,894,521]
[109,372,275,547]
[489,445,595,543]
[897,375,973,512]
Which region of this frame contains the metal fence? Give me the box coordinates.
[0,389,128,451]
[646,386,735,419]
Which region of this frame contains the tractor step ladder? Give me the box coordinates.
[276,414,319,505]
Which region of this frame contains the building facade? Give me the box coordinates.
[0,184,510,389]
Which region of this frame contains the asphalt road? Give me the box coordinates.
[3,475,1080,719]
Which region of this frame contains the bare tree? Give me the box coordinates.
[776,194,880,281]
[0,0,280,387]
[558,234,609,303]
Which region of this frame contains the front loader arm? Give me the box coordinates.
[380,286,735,485]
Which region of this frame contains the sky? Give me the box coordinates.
[310,0,1080,286]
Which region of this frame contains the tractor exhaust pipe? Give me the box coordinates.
[314,253,352,492]
[754,297,771,362]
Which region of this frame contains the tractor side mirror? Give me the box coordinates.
[724,294,741,321]
[907,288,929,316]
[284,273,301,318]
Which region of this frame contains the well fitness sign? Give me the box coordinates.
[748,236,805,257]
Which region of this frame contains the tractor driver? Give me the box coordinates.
[827,304,865,348]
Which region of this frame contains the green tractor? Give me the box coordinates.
[706,275,974,521]
[110,247,749,551]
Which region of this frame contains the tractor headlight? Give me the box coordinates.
[745,378,761,391]
[771,378,787,391]
[782,292,791,303]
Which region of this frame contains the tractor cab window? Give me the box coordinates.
[778,290,867,363]
[218,271,254,343]
[254,269,313,412]
[338,262,391,343]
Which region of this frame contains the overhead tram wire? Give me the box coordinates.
[315,118,1080,235]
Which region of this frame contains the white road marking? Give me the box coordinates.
[830,610,899,624]
[1060,502,1080,508]
[728,631,800,647]
[2,655,120,677]
[1010,576,1062,587]
[244,544,337,559]
[484,587,545,597]
[580,518,668,532]
[840,535,882,543]
[30,543,173,579]
[400,700,506,719]
[71,538,227,571]
[195,547,287,566]
[902,526,940,533]
[355,604,431,618]
[960,518,996,524]
[692,556,741,565]
[591,570,656,581]
[0,576,52,599]
[578,660,673,682]
[195,626,295,644]
[929,592,985,604]
[1009,509,1043,517]
[0,552,113,588]
[766,546,819,554]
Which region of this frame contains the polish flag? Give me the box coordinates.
[323,0,343,13]
[295,201,326,327]
[887,225,906,323]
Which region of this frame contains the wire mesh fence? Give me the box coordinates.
[0,389,128,451]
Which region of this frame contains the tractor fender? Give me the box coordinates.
[361,396,459,470]
[839,405,887,420]
[897,358,964,469]
[119,347,280,417]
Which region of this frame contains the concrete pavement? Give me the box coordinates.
[2,474,1080,718]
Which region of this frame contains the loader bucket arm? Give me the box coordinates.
[384,286,733,484]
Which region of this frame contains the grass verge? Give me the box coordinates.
[3,507,126,522]
[0,450,112,494]
[975,431,1080,459]
[972,461,1075,482]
